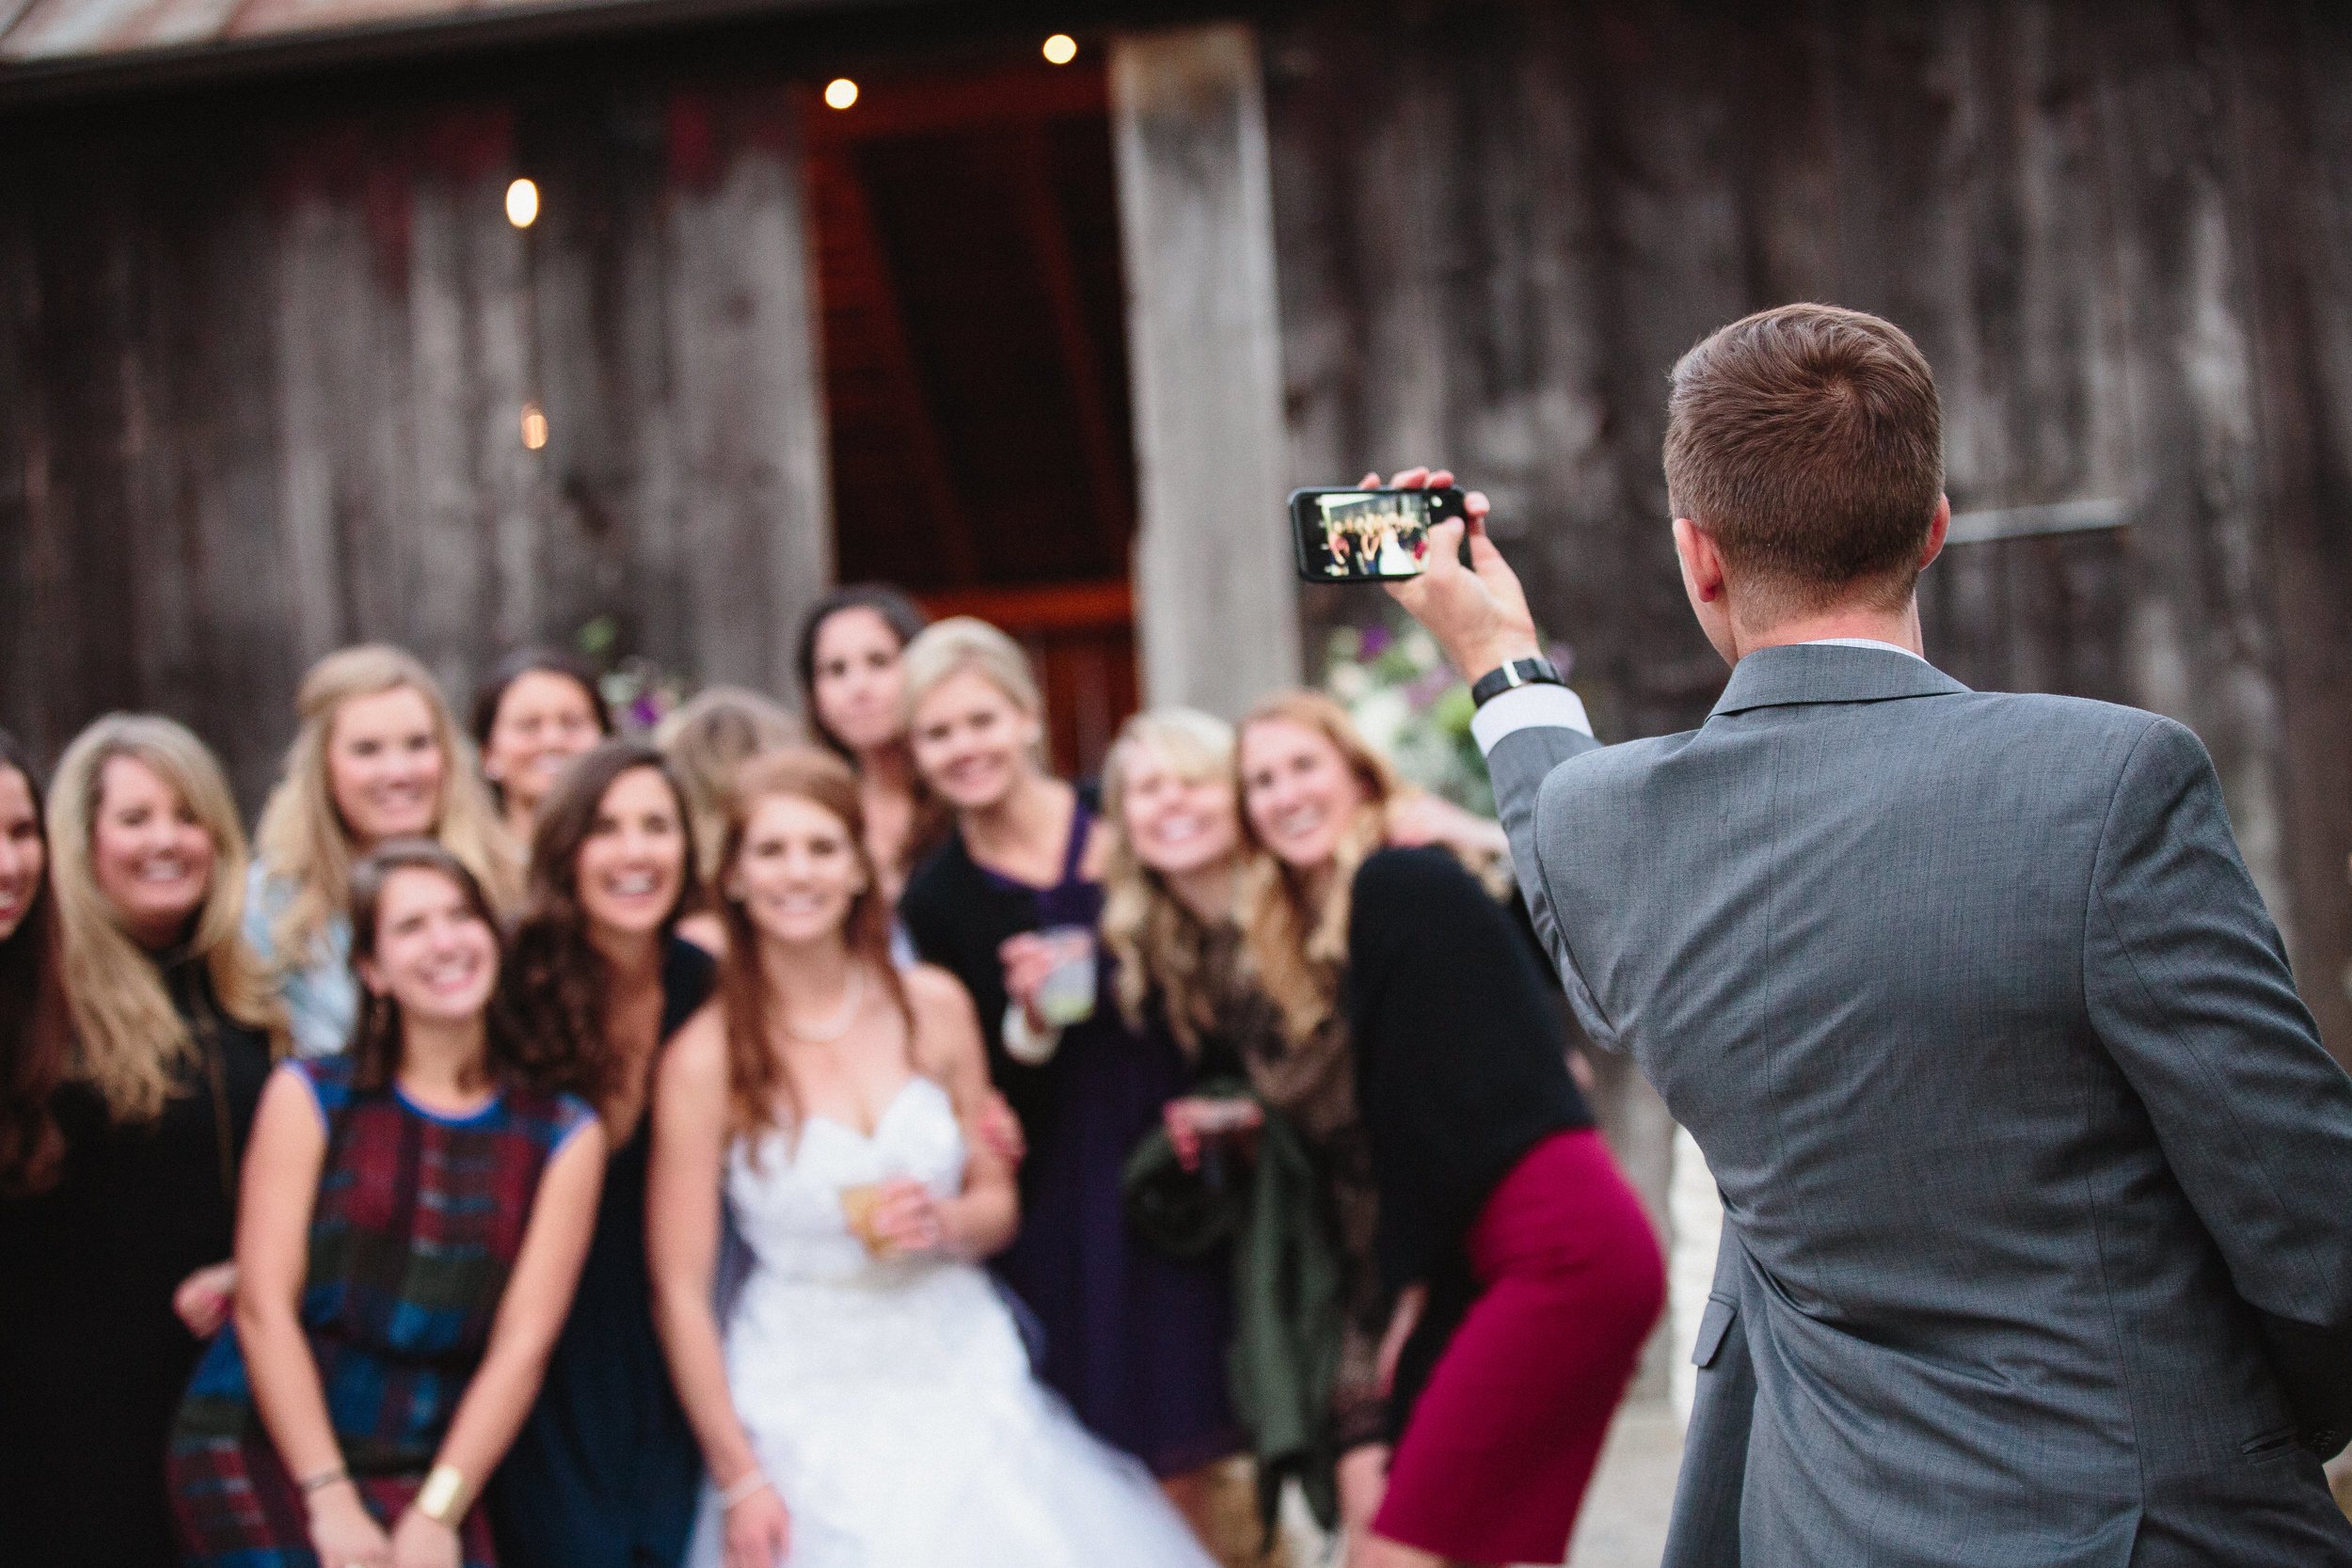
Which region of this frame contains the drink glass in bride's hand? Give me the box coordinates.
[838,1182,890,1257]
[845,1177,942,1258]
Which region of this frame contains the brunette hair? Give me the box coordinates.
[469,647,612,797]
[1664,304,1945,615]
[793,584,930,759]
[1233,691,1402,1049]
[712,747,911,1140]
[501,743,694,1112]
[653,686,803,898]
[49,715,282,1125]
[254,644,519,975]
[0,733,71,1196]
[344,840,526,1095]
[1099,708,1238,1053]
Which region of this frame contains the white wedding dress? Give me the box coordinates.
[684,1075,1217,1568]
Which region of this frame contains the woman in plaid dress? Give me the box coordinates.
[168,841,604,1568]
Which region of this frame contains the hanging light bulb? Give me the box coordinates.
[1042,34,1077,66]
[505,178,540,229]
[824,78,860,110]
[520,404,549,451]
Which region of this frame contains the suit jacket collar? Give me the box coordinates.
[1709,641,1970,718]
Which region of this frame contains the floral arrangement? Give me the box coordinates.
[576,615,690,735]
[1318,611,1574,817]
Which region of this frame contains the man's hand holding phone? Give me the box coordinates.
[1371,467,1545,685]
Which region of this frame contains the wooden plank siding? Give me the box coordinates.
[1261,0,2352,1061]
[0,76,832,807]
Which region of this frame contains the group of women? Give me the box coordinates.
[0,582,1663,1568]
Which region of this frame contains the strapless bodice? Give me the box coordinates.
[723,1075,966,1287]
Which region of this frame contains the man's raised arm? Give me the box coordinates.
[1376,466,1598,964]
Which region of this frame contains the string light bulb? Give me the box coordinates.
[504,178,539,229]
[1042,34,1077,65]
[520,404,549,451]
[824,78,859,110]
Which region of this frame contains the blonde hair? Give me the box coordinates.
[253,645,517,973]
[1234,690,1403,1049]
[49,715,281,1124]
[1100,708,1238,1053]
[901,617,1044,737]
[652,686,803,892]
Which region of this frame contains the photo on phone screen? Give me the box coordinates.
[1290,487,1468,582]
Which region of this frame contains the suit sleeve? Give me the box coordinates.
[2083,718,2352,1372]
[1485,724,1601,975]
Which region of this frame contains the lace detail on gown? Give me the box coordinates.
[686,1077,1214,1568]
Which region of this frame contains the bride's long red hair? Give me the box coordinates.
[713,747,912,1139]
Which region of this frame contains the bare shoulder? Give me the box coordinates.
[902,965,984,1073]
[658,1002,730,1093]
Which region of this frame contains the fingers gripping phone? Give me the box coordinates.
[1290,486,1470,582]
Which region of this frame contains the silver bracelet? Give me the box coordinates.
[720,1470,772,1513]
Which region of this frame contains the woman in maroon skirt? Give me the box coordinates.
[1236,692,1664,1568]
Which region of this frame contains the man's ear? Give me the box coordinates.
[1673,516,1727,604]
[1919,494,1951,572]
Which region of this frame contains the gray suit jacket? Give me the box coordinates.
[1486,643,2352,1567]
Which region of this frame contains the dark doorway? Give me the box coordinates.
[806,54,1138,777]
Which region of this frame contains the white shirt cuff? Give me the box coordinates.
[1470,683,1594,755]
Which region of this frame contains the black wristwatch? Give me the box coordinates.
[1470,656,1565,708]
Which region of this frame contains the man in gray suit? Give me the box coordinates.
[1381,304,2352,1565]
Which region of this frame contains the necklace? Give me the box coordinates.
[783,964,867,1043]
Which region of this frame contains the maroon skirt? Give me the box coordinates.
[1373,1128,1666,1564]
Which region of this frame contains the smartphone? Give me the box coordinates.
[1290,486,1469,582]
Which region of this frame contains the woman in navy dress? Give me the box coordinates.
[489,742,716,1568]
[896,619,1238,1528]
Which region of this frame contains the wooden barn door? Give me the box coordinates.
[804,55,1139,779]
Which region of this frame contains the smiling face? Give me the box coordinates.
[727,791,866,949]
[0,766,43,944]
[1119,742,1239,881]
[909,667,1041,814]
[1238,718,1370,876]
[483,670,603,816]
[327,686,447,847]
[358,864,500,1026]
[90,755,216,951]
[576,766,688,941]
[811,607,911,756]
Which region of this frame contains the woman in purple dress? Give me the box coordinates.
[895,619,1238,1535]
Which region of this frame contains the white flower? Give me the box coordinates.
[1326,663,1372,703]
[1401,630,1438,670]
[1353,689,1411,753]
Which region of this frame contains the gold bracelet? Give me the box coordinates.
[414,1464,469,1528]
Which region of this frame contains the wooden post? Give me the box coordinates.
[1110,23,1302,718]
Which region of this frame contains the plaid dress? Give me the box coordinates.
[167,1057,596,1567]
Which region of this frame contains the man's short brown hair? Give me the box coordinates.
[1664,304,1944,613]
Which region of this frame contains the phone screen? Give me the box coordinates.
[1290,487,1467,582]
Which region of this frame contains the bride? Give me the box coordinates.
[647,747,1215,1568]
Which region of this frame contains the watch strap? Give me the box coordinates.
[1470,656,1564,707]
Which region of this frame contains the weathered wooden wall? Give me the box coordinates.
[1263,0,2352,1061]
[0,76,833,806]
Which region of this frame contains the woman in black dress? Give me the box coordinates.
[794,582,944,904]
[489,741,716,1568]
[1234,692,1661,1568]
[896,620,1240,1518]
[0,716,278,1566]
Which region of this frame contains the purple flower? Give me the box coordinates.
[1359,625,1393,657]
[629,694,662,730]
